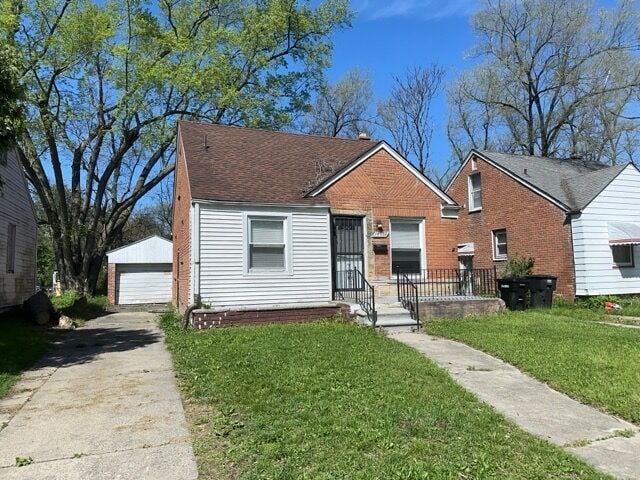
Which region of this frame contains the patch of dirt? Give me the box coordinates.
[182,398,244,480]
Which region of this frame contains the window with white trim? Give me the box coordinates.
[391,220,422,274]
[248,217,286,272]
[6,223,16,274]
[492,229,507,261]
[612,244,634,267]
[468,173,482,211]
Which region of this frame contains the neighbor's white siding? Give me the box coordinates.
[572,164,640,295]
[0,150,37,308]
[197,203,332,308]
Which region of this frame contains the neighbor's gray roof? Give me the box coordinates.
[476,150,628,211]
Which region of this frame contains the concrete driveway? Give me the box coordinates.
[0,312,198,480]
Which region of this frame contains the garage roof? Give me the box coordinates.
[107,236,173,264]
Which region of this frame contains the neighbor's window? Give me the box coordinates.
[391,220,422,274]
[468,173,482,211]
[248,217,286,272]
[493,229,508,261]
[6,223,16,273]
[612,244,634,268]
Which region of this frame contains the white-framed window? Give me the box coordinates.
[492,229,507,261]
[612,244,634,268]
[468,173,482,211]
[247,216,288,272]
[6,223,16,274]
[391,219,423,274]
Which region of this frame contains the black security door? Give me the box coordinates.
[332,216,365,291]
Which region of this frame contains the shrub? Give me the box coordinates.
[503,255,535,278]
[578,295,621,310]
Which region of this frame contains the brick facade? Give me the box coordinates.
[191,305,350,329]
[447,153,576,297]
[107,263,116,305]
[324,147,458,295]
[172,134,192,313]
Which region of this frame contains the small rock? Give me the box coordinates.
[58,315,75,330]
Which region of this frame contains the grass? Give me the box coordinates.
[0,309,48,399]
[427,308,640,424]
[50,290,109,325]
[161,312,608,480]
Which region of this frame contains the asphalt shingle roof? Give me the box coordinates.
[179,121,379,205]
[477,150,627,210]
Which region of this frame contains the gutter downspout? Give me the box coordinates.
[182,202,202,329]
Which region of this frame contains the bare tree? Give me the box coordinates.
[303,69,375,138]
[448,0,640,163]
[377,65,445,177]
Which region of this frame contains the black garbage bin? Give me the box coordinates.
[527,275,557,308]
[496,278,530,310]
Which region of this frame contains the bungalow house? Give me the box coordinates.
[0,149,37,310]
[172,121,460,324]
[447,150,640,297]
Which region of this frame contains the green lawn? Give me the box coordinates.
[427,309,640,424]
[162,314,608,479]
[0,310,48,398]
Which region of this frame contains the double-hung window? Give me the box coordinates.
[391,220,422,274]
[612,245,634,268]
[492,229,507,261]
[468,173,482,211]
[248,217,287,272]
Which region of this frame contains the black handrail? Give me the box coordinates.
[334,268,377,326]
[396,268,497,298]
[397,270,420,329]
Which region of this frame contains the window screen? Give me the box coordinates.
[391,221,421,274]
[6,223,16,273]
[469,173,482,210]
[612,245,633,267]
[249,218,286,271]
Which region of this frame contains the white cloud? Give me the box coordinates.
[356,0,477,20]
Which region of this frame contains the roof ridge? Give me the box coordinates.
[178,119,375,144]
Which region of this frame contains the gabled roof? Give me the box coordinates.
[449,150,629,212]
[179,121,377,206]
[178,121,456,206]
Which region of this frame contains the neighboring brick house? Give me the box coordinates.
[447,150,640,297]
[172,121,460,324]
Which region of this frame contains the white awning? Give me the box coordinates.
[608,222,640,245]
[457,242,475,256]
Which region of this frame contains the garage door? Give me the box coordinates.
[116,263,172,305]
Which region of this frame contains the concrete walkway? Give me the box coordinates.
[391,331,640,480]
[0,312,198,480]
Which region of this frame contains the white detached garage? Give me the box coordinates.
[107,236,173,305]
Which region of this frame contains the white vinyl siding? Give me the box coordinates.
[197,203,332,308]
[0,150,37,308]
[571,165,640,295]
[116,264,172,304]
[468,173,482,211]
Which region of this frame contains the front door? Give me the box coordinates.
[459,256,473,295]
[332,216,365,291]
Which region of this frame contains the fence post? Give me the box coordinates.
[354,267,359,303]
[396,267,400,301]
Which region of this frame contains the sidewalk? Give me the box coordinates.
[0,312,198,480]
[391,331,640,480]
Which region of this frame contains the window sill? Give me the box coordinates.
[492,257,507,262]
[468,208,482,214]
[612,264,634,269]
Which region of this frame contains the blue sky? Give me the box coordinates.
[325,0,479,171]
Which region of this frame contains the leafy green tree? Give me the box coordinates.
[0,0,24,184]
[5,0,350,294]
